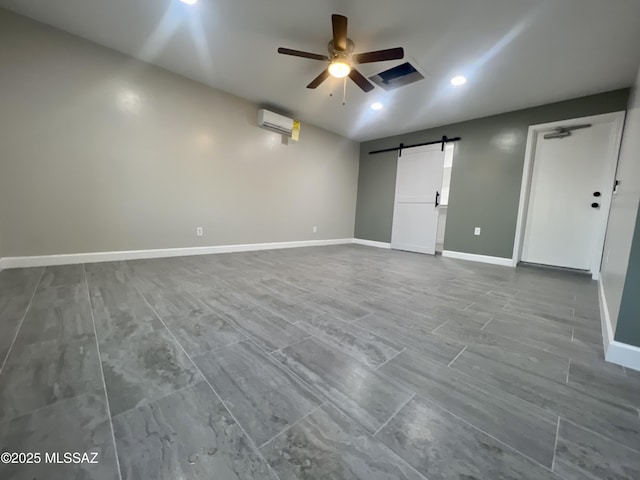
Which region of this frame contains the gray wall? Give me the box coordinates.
[0,10,359,257]
[601,65,640,346]
[615,206,640,346]
[355,89,630,258]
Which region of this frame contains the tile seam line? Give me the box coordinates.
[109,382,196,420]
[135,284,284,480]
[0,385,106,427]
[83,263,124,480]
[274,330,414,394]
[181,283,251,316]
[246,336,336,403]
[435,319,573,365]
[351,314,459,356]
[257,401,328,450]
[560,416,640,455]
[0,267,45,374]
[194,337,249,357]
[449,346,639,420]
[160,311,251,356]
[374,347,407,371]
[194,337,324,409]
[551,415,561,472]
[375,435,431,480]
[375,360,557,430]
[372,392,416,437]
[480,316,494,331]
[447,345,468,367]
[218,301,307,332]
[264,332,312,355]
[413,389,557,472]
[296,317,405,363]
[268,334,314,357]
[199,308,278,349]
[431,319,450,334]
[254,334,417,441]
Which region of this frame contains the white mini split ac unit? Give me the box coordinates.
[257,109,297,138]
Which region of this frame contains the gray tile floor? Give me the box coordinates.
[1,244,639,479]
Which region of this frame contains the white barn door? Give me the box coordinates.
[391,144,445,255]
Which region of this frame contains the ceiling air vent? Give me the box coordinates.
[369,62,425,91]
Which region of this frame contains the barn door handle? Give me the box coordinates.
[435,191,440,207]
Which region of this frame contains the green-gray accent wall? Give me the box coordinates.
[355,89,630,258]
[602,64,640,349]
[614,202,640,346]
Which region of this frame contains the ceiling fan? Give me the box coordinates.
[277,14,404,93]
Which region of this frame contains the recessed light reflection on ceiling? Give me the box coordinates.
[450,75,467,86]
[370,102,384,111]
[179,0,198,5]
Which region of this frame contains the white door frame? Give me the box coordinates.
[511,111,626,279]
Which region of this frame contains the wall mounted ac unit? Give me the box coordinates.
[257,109,295,137]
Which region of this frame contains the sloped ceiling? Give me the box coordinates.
[2,0,640,140]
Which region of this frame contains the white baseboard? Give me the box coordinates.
[599,278,614,355]
[0,238,353,269]
[352,238,391,249]
[599,279,640,372]
[442,250,514,267]
[606,341,640,372]
[0,257,6,272]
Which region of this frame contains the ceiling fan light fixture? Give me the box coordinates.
[328,61,351,78]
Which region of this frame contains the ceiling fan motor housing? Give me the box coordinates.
[328,39,355,56]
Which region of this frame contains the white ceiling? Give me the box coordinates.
[2,0,640,141]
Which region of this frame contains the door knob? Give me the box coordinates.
[591,202,600,208]
[593,191,601,197]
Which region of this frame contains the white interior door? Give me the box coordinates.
[391,144,445,255]
[522,118,619,271]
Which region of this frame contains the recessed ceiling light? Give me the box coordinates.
[450,75,467,86]
[370,102,384,111]
[179,0,198,5]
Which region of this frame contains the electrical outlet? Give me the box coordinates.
[474,227,481,236]
[196,227,203,237]
[313,226,317,233]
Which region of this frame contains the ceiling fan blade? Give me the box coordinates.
[307,69,331,89]
[348,68,375,92]
[277,47,329,61]
[355,47,405,64]
[332,14,348,51]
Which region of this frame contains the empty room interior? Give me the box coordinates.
[1,1,640,479]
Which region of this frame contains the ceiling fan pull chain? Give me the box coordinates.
[342,77,347,105]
